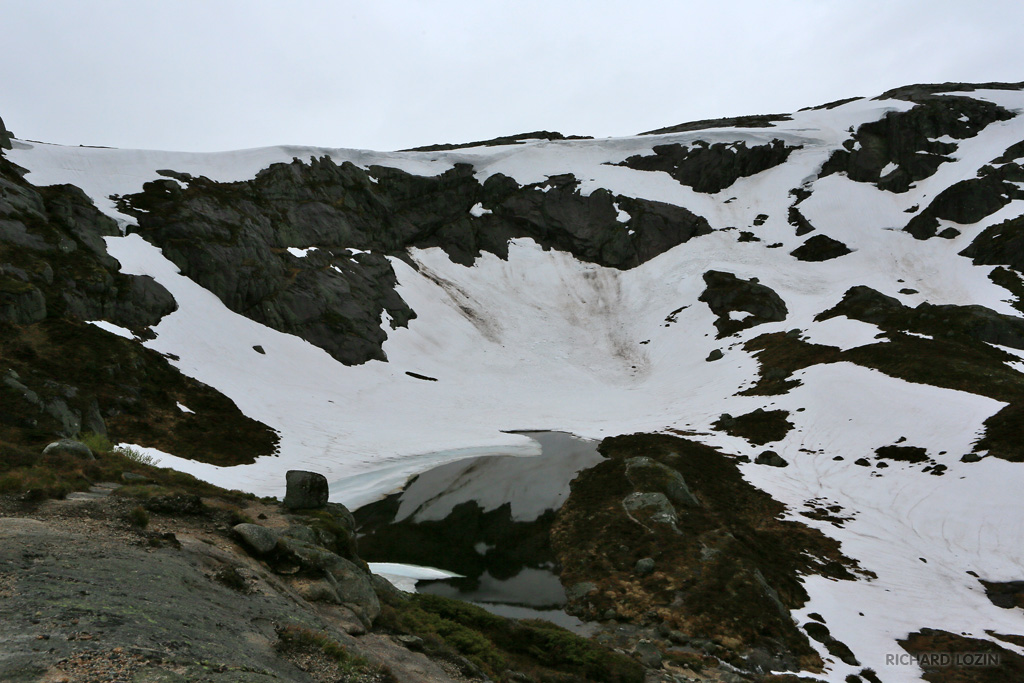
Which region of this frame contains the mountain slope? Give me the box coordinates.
[3,83,1024,681]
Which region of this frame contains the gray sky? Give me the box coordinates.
[3,0,1022,152]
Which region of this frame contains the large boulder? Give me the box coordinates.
[42,439,94,460]
[283,470,329,509]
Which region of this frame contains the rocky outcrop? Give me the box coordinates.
[790,234,852,261]
[0,115,11,150]
[713,408,794,445]
[551,433,865,673]
[961,213,1024,271]
[0,155,277,460]
[119,157,713,365]
[617,138,799,193]
[905,158,1024,239]
[820,93,1016,193]
[817,285,1024,349]
[0,158,176,331]
[405,129,592,152]
[698,270,788,337]
[639,114,792,136]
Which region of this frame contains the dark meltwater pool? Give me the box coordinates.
[355,431,603,634]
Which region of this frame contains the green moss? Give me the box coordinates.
[275,624,381,677]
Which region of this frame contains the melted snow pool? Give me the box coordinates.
[358,431,603,634]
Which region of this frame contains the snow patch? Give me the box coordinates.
[469,202,492,217]
[86,320,134,339]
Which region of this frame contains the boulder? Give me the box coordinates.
[42,439,94,460]
[634,558,655,576]
[283,470,329,509]
[755,450,789,467]
[233,523,279,555]
[622,492,678,527]
[624,457,700,507]
[632,639,662,669]
[566,581,598,601]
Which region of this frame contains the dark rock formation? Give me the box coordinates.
[874,445,928,463]
[962,214,1024,271]
[284,470,330,510]
[820,93,1016,193]
[817,285,1024,350]
[714,409,794,445]
[405,130,592,152]
[0,155,277,460]
[0,157,175,331]
[906,157,1024,239]
[699,270,788,337]
[790,234,852,262]
[639,114,792,136]
[119,157,712,365]
[0,115,11,150]
[755,450,788,467]
[552,433,865,672]
[618,139,799,193]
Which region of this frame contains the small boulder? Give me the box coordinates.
[42,438,94,461]
[635,558,655,576]
[566,581,597,601]
[233,523,279,555]
[755,450,788,467]
[632,639,663,669]
[283,470,329,510]
[706,349,724,362]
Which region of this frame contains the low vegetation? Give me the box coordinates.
[377,592,645,683]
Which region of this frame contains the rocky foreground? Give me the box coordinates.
[0,442,658,683]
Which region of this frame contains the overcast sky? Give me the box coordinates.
[3,1,1022,152]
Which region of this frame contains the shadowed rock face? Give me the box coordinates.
[0,155,276,461]
[119,157,712,365]
[698,270,788,337]
[905,156,1024,240]
[617,138,799,193]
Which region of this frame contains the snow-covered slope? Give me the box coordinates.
[6,84,1024,681]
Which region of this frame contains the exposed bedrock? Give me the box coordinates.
[820,93,1015,193]
[698,270,788,337]
[120,157,713,365]
[0,154,275,461]
[617,138,799,193]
